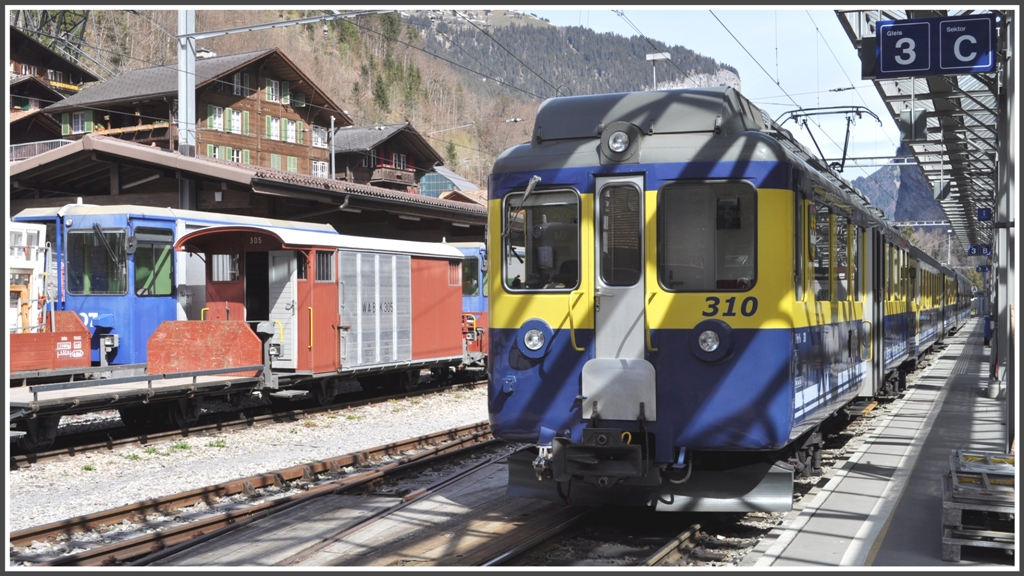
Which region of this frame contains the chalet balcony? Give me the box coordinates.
[93,121,172,146]
[9,139,74,162]
[369,166,416,188]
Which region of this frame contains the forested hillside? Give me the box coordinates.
[19,9,741,186]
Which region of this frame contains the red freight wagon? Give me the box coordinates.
[149,225,465,393]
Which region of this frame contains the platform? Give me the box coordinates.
[754,318,1017,567]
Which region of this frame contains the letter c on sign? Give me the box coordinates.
[954,35,977,62]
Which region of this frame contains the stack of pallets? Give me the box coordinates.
[941,449,1015,562]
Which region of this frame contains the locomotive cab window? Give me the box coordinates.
[66,228,128,295]
[658,181,756,291]
[462,256,480,296]
[133,228,174,297]
[502,189,579,291]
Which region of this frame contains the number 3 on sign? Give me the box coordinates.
[702,296,758,317]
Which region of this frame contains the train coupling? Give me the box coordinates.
[551,428,658,488]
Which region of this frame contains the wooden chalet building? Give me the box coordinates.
[42,48,352,178]
[331,122,444,193]
[9,26,100,98]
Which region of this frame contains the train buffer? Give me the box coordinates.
[941,449,1015,562]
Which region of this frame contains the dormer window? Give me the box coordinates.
[266,79,280,102]
[233,72,242,96]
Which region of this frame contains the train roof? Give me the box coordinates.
[12,204,337,233]
[176,225,464,259]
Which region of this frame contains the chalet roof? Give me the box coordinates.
[332,122,444,167]
[42,48,351,124]
[9,74,64,102]
[43,49,273,113]
[9,26,100,83]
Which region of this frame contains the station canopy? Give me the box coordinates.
[836,9,1008,250]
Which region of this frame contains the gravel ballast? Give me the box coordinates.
[7,385,489,534]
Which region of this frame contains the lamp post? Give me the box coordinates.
[947,229,953,265]
[646,52,671,90]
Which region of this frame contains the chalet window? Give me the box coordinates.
[21,64,37,76]
[266,78,280,102]
[233,72,242,96]
[363,149,378,168]
[231,109,242,134]
[312,125,328,148]
[232,148,242,163]
[271,154,281,170]
[48,69,63,82]
[286,119,296,143]
[270,117,280,140]
[209,105,223,131]
[393,152,407,170]
[312,161,329,178]
[72,111,86,134]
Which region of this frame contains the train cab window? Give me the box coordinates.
[133,228,174,297]
[296,252,307,280]
[502,189,579,291]
[658,182,756,291]
[809,205,831,301]
[66,228,128,295]
[212,254,240,282]
[462,256,480,296]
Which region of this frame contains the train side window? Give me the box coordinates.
[134,228,174,297]
[852,227,862,301]
[66,228,128,295]
[834,216,849,301]
[296,252,307,280]
[658,181,756,291]
[502,189,579,291]
[316,250,335,282]
[809,205,830,301]
[212,254,240,282]
[462,256,480,296]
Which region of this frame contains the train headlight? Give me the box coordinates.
[689,319,734,363]
[608,130,630,153]
[516,319,553,360]
[697,330,720,352]
[524,329,545,351]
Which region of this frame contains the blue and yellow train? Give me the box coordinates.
[486,86,971,512]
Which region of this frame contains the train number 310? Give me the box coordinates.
[702,296,758,317]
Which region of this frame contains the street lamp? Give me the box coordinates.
[646,52,671,90]
[947,229,953,265]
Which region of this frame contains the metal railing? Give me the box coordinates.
[9,139,74,162]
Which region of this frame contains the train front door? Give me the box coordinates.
[268,250,297,369]
[581,175,657,422]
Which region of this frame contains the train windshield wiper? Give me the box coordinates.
[503,175,541,264]
[92,223,122,268]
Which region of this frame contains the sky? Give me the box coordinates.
[530,7,903,181]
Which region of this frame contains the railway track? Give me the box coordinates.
[10,380,486,468]
[10,422,496,566]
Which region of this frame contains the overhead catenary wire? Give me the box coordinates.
[452,10,563,97]
[613,10,693,86]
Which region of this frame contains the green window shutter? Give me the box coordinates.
[226,146,233,161]
[61,113,70,136]
[225,107,232,132]
[243,149,250,164]
[219,145,226,159]
[287,156,297,172]
[280,117,285,141]
[297,121,304,144]
[272,154,281,170]
[243,110,250,135]
[265,115,271,138]
[208,104,214,130]
[244,73,250,96]
[282,81,290,105]
[207,144,214,157]
[265,77,273,101]
[84,110,93,132]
